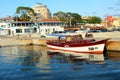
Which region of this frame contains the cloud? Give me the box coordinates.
[116,1,120,6]
[103,1,120,18]
[104,5,120,17]
[92,12,96,14]
[104,13,120,18]
[104,14,110,17]
[114,8,120,11]
[107,7,114,10]
[112,13,120,16]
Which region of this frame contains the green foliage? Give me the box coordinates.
[88,16,102,24]
[53,11,82,27]
[20,13,30,21]
[16,6,35,15]
[53,11,67,21]
[71,13,82,26]
[13,15,20,21]
[15,6,35,21]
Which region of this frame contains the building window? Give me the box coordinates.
[53,28,55,32]
[1,25,6,28]
[45,29,47,32]
[16,29,22,33]
[37,10,40,13]
[24,29,30,33]
[8,24,11,28]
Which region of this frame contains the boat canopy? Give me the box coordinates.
[47,33,78,37]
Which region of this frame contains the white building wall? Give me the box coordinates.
[39,26,64,36]
[10,27,35,36]
[0,22,11,35]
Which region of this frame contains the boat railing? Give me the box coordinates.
[47,34,96,44]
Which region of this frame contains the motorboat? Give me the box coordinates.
[46,33,110,54]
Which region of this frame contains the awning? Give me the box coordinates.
[0,28,4,30]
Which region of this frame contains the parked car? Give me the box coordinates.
[52,31,64,34]
[63,30,75,33]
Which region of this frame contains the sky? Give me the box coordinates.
[1,0,120,19]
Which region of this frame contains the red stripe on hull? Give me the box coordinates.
[47,38,109,47]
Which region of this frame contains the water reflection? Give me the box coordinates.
[0,45,107,70]
[0,46,50,70]
[0,46,120,80]
[47,51,105,64]
[1,45,120,66]
[107,51,120,61]
[19,51,42,66]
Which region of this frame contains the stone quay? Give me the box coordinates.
[0,32,120,51]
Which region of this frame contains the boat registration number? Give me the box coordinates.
[88,47,98,51]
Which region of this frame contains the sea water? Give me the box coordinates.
[0,45,120,80]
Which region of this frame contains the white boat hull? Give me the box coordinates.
[47,43,105,54]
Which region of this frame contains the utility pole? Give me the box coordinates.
[69,17,71,27]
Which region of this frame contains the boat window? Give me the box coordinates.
[79,41,83,43]
[85,33,93,38]
[66,37,72,42]
[72,41,76,44]
[88,39,95,43]
[71,40,83,44]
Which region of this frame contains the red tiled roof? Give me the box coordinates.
[0,16,11,20]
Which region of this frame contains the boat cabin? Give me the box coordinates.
[48,33,95,45]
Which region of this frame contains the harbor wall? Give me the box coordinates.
[19,38,120,51]
[0,32,120,51]
[106,41,120,51]
[92,32,120,40]
[32,32,120,51]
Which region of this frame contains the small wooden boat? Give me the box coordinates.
[46,33,110,54]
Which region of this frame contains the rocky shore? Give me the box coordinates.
[0,32,120,51]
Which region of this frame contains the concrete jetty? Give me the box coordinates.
[90,32,120,51]
[0,32,120,51]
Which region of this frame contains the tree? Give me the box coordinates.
[20,13,30,21]
[53,11,82,27]
[88,16,102,24]
[70,13,82,26]
[16,6,35,15]
[53,11,67,21]
[15,6,35,21]
[12,15,20,21]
